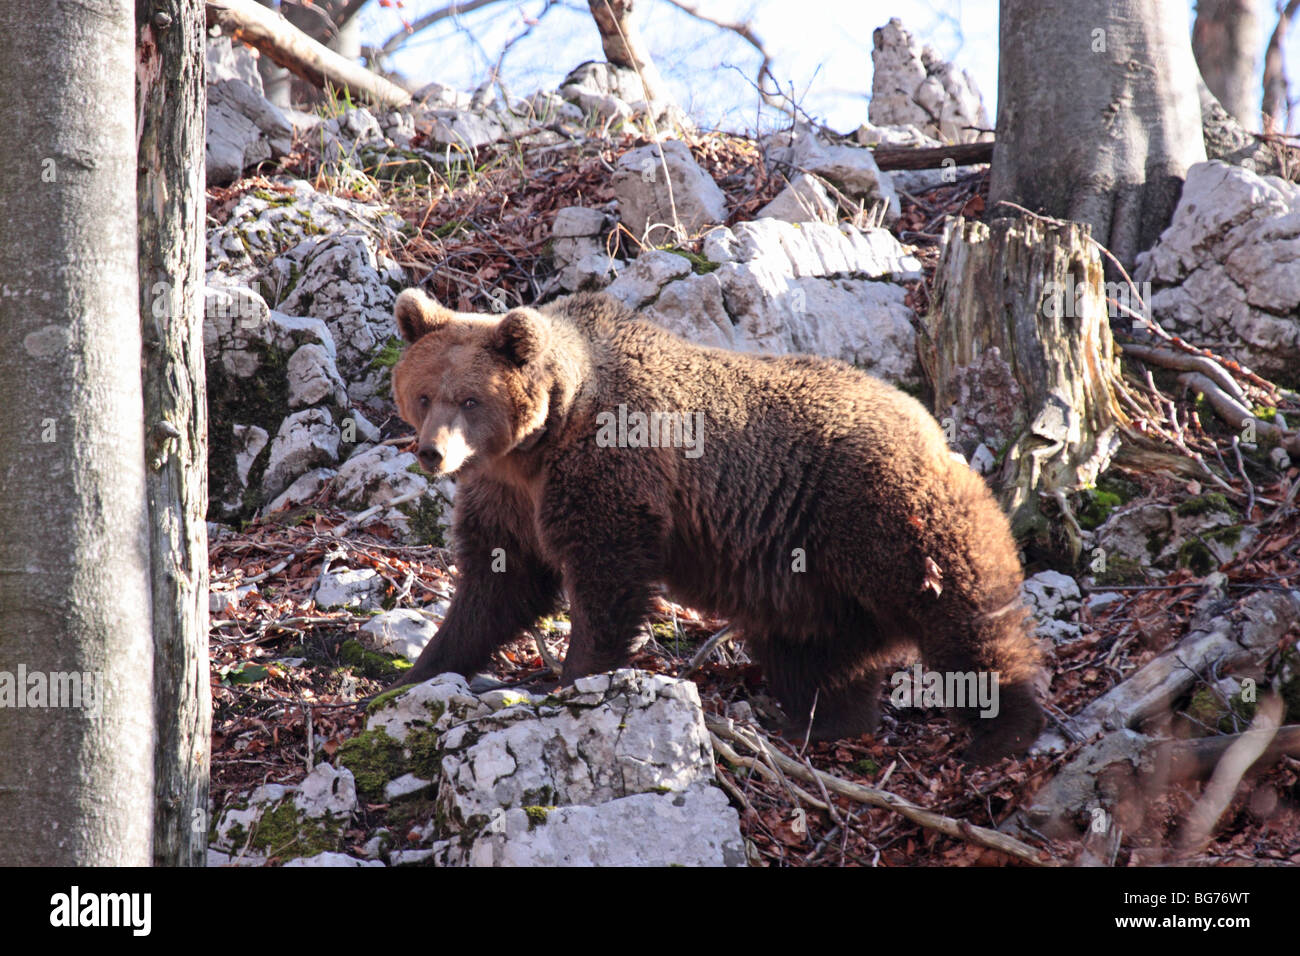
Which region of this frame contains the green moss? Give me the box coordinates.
[220,820,247,847]
[386,794,439,836]
[522,806,553,830]
[369,336,405,373]
[1185,685,1259,734]
[339,638,412,682]
[251,189,295,207]
[366,685,410,715]
[1177,525,1244,575]
[521,785,556,807]
[247,801,343,859]
[1093,554,1146,585]
[205,339,292,520]
[336,728,407,801]
[398,494,447,548]
[1175,493,1237,520]
[433,219,470,239]
[658,247,720,275]
[851,758,879,776]
[1177,539,1217,576]
[405,726,445,781]
[1077,488,1123,531]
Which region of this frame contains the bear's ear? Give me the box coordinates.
[492,309,547,366]
[394,288,452,343]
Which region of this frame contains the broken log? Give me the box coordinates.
[206,0,412,109]
[871,142,993,170]
[1035,586,1300,752]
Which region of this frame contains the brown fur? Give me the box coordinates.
[389,288,1046,763]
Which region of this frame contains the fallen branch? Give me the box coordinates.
[872,142,993,170]
[206,0,412,109]
[1177,695,1284,853]
[1121,343,1248,405]
[329,488,425,537]
[678,623,734,677]
[1163,723,1300,781]
[707,716,1055,866]
[1178,371,1300,456]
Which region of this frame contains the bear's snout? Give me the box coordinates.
[417,444,444,473]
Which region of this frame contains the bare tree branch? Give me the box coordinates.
[379,0,513,57]
[660,0,782,109]
[206,0,412,108]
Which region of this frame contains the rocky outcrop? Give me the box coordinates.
[1135,161,1300,386]
[328,670,746,867]
[596,218,924,385]
[869,18,991,145]
[764,124,900,223]
[205,37,294,185]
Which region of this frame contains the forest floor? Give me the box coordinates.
[207,123,1300,866]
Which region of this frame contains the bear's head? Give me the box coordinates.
[390,288,555,476]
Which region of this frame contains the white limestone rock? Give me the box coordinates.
[612,140,728,244]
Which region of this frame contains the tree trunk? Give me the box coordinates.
[1193,0,1264,126]
[1262,0,1300,130]
[137,0,212,868]
[587,0,669,108]
[923,216,1128,560]
[991,0,1207,268]
[0,0,155,865]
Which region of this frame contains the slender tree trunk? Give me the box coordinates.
[0,0,155,865]
[587,0,669,107]
[991,0,1206,268]
[1193,0,1264,126]
[137,0,211,868]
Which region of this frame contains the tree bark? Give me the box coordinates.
[137,0,212,868]
[991,0,1206,268]
[924,216,1128,560]
[1193,0,1264,126]
[587,0,669,109]
[0,0,155,865]
[206,0,412,108]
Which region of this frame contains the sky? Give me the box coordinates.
[353,0,1298,136]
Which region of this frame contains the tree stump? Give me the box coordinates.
[923,215,1130,559]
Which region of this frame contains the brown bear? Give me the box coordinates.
[389,287,1046,763]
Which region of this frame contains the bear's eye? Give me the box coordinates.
[418,395,431,410]
[461,398,478,411]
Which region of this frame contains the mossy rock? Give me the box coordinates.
[1092,554,1146,585]
[336,728,408,801]
[339,638,412,682]
[1174,493,1237,520]
[247,802,345,859]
